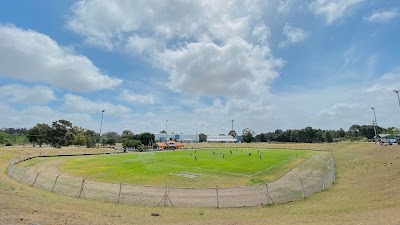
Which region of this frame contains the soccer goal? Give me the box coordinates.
[135,150,156,163]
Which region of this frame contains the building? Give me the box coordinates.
[207,135,237,143]
[154,133,198,143]
[155,140,185,150]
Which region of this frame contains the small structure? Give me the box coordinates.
[155,142,168,150]
[155,141,184,150]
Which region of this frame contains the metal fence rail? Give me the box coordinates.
[6,151,335,208]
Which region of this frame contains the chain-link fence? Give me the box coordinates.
[6,151,335,208]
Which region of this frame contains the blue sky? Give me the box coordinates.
[0,0,399,135]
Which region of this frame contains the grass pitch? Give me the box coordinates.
[59,148,313,187]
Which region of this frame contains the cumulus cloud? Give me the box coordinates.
[279,24,308,48]
[67,0,282,98]
[0,25,122,92]
[0,85,56,104]
[310,0,366,24]
[119,90,155,105]
[158,39,283,96]
[63,94,131,115]
[364,9,399,23]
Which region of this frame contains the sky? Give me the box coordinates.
[0,0,400,136]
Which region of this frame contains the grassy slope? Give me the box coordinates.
[0,143,399,225]
[57,148,312,187]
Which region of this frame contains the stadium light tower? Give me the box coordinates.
[371,107,378,141]
[195,121,198,143]
[165,120,168,142]
[97,109,105,149]
[394,90,400,110]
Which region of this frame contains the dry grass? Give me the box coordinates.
[1,143,400,225]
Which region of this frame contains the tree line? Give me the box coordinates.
[2,120,399,147]
[242,125,398,143]
[22,120,155,149]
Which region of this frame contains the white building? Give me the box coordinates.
[207,135,237,143]
[154,133,198,143]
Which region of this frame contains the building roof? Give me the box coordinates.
[156,142,167,147]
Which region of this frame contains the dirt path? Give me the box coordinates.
[10,151,333,208]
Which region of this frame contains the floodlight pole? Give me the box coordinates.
[394,90,400,110]
[166,120,168,142]
[97,109,105,149]
[195,121,198,143]
[371,107,378,141]
[231,120,234,131]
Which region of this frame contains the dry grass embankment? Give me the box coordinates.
[0,143,399,225]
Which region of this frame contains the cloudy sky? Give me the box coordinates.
[0,0,399,135]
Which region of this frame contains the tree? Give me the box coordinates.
[48,120,74,147]
[27,123,51,147]
[242,128,255,143]
[121,130,135,139]
[199,133,207,142]
[324,131,333,143]
[228,130,237,137]
[74,131,87,147]
[122,138,142,149]
[0,132,11,146]
[138,132,155,145]
[159,130,166,133]
[84,129,98,148]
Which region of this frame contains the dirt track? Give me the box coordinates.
[10,151,333,208]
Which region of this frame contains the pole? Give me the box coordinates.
[231,120,234,131]
[299,177,305,199]
[394,90,400,109]
[166,120,168,142]
[216,185,219,208]
[195,121,198,143]
[118,182,122,203]
[97,109,105,149]
[52,174,62,192]
[371,107,378,140]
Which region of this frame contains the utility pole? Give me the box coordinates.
[97,109,105,149]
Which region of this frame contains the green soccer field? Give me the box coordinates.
[59,148,313,187]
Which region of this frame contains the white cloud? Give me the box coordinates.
[0,25,122,92]
[0,85,55,104]
[119,90,155,105]
[278,0,295,15]
[310,0,366,24]
[279,24,308,48]
[67,0,282,98]
[158,39,283,96]
[63,94,131,115]
[364,8,399,23]
[317,103,361,117]
[363,72,400,93]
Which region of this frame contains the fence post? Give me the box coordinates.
[157,184,174,207]
[77,178,86,198]
[299,177,305,199]
[31,171,43,187]
[11,165,17,178]
[117,182,122,203]
[331,149,336,181]
[52,174,62,192]
[216,185,219,208]
[319,173,326,190]
[262,183,274,205]
[19,168,29,182]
